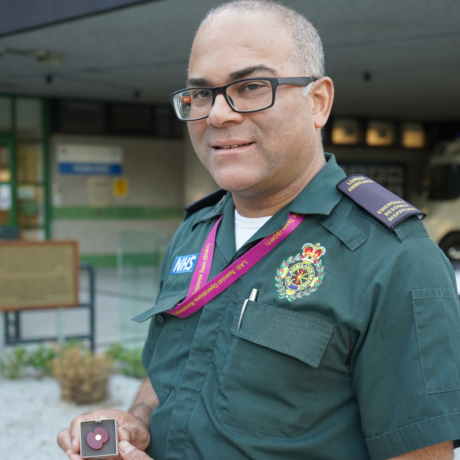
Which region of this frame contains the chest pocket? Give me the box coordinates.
[134,289,188,404]
[214,300,334,438]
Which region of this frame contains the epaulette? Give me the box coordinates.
[184,188,227,214]
[336,175,426,230]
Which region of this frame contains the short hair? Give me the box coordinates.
[195,0,325,96]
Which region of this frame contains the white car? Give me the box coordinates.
[418,139,460,261]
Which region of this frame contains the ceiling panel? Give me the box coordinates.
[0,0,458,120]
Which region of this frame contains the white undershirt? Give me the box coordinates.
[235,209,272,250]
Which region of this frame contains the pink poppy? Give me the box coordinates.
[86,427,109,450]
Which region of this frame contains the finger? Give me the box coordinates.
[57,429,72,452]
[69,416,84,453]
[119,441,153,460]
[58,429,80,456]
[118,427,131,443]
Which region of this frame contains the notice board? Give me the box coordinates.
[0,241,79,311]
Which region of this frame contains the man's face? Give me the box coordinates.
[187,12,321,197]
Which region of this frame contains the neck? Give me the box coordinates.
[232,153,326,218]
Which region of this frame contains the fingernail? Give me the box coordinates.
[119,441,135,454]
[66,450,74,459]
[72,438,78,450]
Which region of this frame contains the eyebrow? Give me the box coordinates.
[186,65,277,87]
[228,65,277,81]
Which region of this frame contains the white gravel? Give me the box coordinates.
[0,374,143,460]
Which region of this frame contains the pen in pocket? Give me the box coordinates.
[237,288,258,332]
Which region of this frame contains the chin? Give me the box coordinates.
[212,170,260,193]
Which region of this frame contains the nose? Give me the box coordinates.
[207,94,243,127]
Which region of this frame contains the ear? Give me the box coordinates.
[309,77,334,129]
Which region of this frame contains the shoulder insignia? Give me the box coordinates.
[336,175,425,230]
[184,188,227,214]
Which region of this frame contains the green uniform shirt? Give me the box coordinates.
[135,153,460,460]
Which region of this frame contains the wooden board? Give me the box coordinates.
[0,241,79,311]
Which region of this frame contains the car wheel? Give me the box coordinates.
[439,233,460,262]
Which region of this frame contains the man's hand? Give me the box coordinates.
[57,378,158,459]
[57,409,151,460]
[119,441,154,460]
[388,441,453,460]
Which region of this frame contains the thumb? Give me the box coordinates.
[119,441,153,460]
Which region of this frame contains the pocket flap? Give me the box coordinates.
[231,301,334,368]
[132,289,188,323]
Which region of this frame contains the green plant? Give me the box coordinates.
[0,347,28,379]
[25,345,57,377]
[105,342,146,379]
[52,343,113,405]
[0,345,59,379]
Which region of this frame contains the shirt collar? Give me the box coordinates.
[288,153,345,215]
[194,190,232,227]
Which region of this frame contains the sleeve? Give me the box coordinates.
[141,236,175,370]
[141,279,162,370]
[351,236,460,460]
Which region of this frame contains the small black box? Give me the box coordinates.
[80,419,119,459]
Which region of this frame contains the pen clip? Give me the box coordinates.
[237,289,258,332]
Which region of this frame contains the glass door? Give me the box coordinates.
[0,96,50,241]
[16,142,46,240]
[0,135,17,238]
[15,98,47,240]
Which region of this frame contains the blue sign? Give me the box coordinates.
[58,163,122,176]
[57,144,123,176]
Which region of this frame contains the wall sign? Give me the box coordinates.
[87,177,111,207]
[0,241,79,311]
[113,178,129,198]
[57,144,123,176]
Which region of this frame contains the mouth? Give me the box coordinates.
[213,142,254,150]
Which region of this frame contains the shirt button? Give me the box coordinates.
[157,314,164,323]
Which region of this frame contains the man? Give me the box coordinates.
[58,1,460,459]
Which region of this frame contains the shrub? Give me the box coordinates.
[52,344,113,405]
[105,342,146,379]
[0,347,28,379]
[26,345,57,377]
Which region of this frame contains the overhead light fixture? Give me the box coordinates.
[366,121,395,146]
[0,47,62,64]
[28,49,62,64]
[331,118,360,145]
[0,169,11,182]
[401,122,425,148]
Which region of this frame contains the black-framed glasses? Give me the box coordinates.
[169,76,317,121]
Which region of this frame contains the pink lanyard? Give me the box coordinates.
[167,213,305,318]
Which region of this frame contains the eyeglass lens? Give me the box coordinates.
[173,79,274,120]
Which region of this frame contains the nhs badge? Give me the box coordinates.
[171,254,199,274]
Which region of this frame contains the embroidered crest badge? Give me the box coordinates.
[275,243,325,301]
